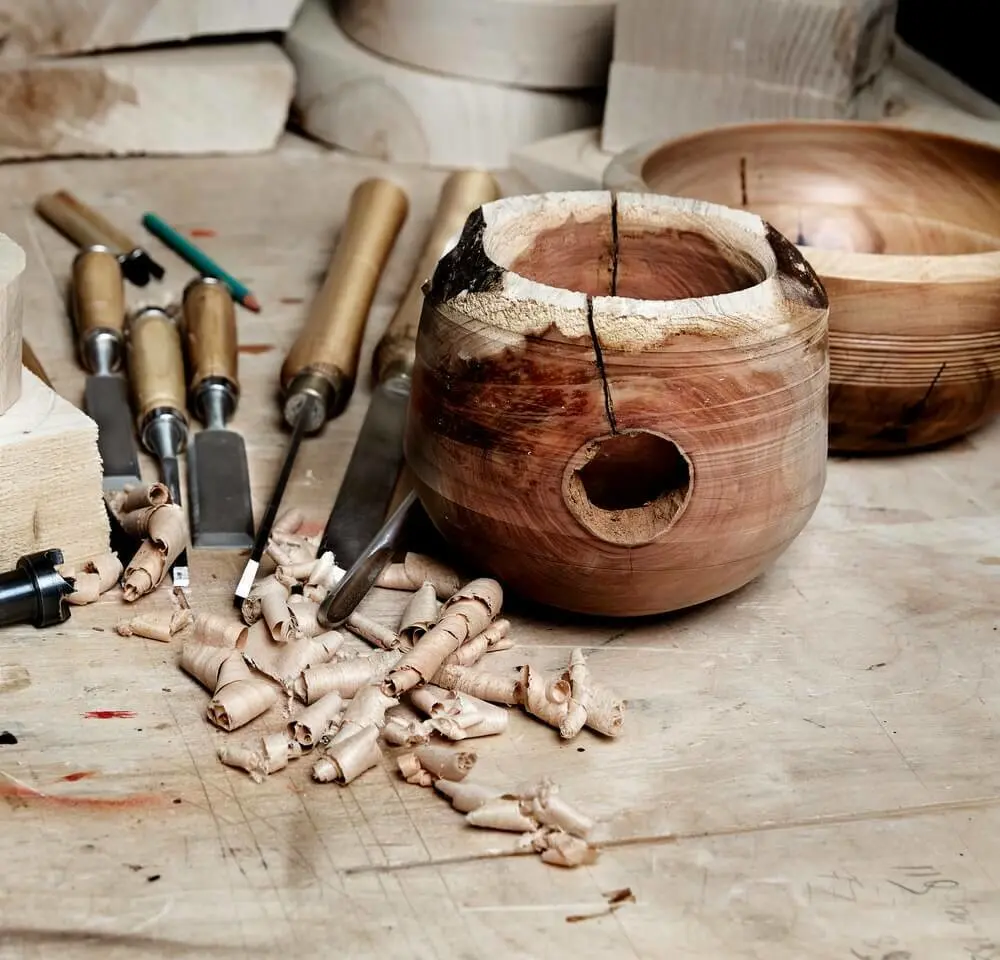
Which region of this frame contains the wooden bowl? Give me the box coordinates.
[604,121,1000,453]
[405,191,829,618]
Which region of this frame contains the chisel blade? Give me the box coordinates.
[319,377,409,569]
[188,429,255,550]
[83,374,142,490]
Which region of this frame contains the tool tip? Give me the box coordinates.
[242,294,261,313]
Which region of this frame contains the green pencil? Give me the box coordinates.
[141,212,261,312]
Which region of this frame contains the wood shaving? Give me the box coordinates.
[408,683,509,740]
[62,552,124,605]
[294,650,401,703]
[397,744,477,786]
[121,504,188,602]
[327,684,397,744]
[397,581,439,645]
[273,508,305,535]
[441,618,512,667]
[311,725,381,785]
[194,612,248,649]
[382,578,502,697]
[290,691,344,747]
[376,553,463,598]
[433,778,502,813]
[346,611,400,651]
[116,608,190,643]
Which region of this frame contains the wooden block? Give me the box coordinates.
[285,0,603,168]
[0,43,295,161]
[0,233,25,416]
[0,0,305,57]
[336,0,615,90]
[602,0,897,152]
[0,369,110,570]
[509,127,612,191]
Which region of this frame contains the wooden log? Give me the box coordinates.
[0,0,305,58]
[601,0,897,152]
[285,0,602,168]
[510,127,611,192]
[0,43,295,161]
[0,369,109,570]
[0,233,25,416]
[335,0,615,90]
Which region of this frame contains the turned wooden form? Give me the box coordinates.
[405,192,829,617]
[605,121,1000,452]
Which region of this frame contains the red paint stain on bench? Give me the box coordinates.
[83,710,136,719]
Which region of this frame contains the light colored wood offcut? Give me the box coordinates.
[509,126,612,191]
[0,231,25,415]
[0,137,998,957]
[0,368,109,569]
[602,0,897,151]
[336,0,615,90]
[285,0,602,168]
[0,43,295,161]
[0,0,305,57]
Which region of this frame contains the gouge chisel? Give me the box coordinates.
[317,170,500,624]
[233,177,409,603]
[127,306,190,588]
[183,277,254,549]
[71,246,143,490]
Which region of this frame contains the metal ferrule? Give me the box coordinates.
[72,243,115,263]
[140,407,188,459]
[194,376,238,430]
[282,370,344,433]
[80,328,124,376]
[182,274,227,302]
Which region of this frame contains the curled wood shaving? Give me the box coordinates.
[376,553,463,599]
[194,613,248,649]
[294,650,401,704]
[381,704,433,746]
[66,571,102,605]
[273,508,305,535]
[397,581,439,646]
[289,596,322,638]
[116,609,191,643]
[397,744,477,786]
[242,622,344,688]
[122,504,188,602]
[218,732,300,783]
[408,683,508,740]
[382,578,503,697]
[346,611,401,651]
[241,574,285,625]
[312,725,382,785]
[433,663,520,705]
[121,482,171,512]
[290,691,344,747]
[327,684,397,744]
[63,552,125,605]
[466,799,537,833]
[441,619,512,668]
[433,778,502,813]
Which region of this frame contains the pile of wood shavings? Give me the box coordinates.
[97,500,627,870]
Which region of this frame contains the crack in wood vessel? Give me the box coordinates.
[405,191,830,617]
[605,121,1000,453]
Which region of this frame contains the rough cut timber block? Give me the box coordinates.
[509,127,613,191]
[0,43,295,161]
[601,0,898,152]
[0,0,305,57]
[0,232,25,416]
[0,368,110,570]
[285,0,602,168]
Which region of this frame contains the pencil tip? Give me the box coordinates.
[243,294,261,312]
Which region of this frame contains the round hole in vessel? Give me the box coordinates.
[562,430,694,546]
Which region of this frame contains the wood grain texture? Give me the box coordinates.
[0,0,305,57]
[0,230,25,415]
[0,368,109,568]
[0,43,295,161]
[285,0,603,168]
[509,126,612,192]
[2,140,999,957]
[336,0,615,90]
[602,0,896,152]
[405,192,829,617]
[605,121,1000,452]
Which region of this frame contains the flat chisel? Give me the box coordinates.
[36,191,165,287]
[233,177,409,603]
[127,306,191,588]
[183,277,254,549]
[317,170,500,623]
[70,246,143,490]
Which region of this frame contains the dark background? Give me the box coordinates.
[896,0,999,104]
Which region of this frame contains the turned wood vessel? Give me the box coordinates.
[405,191,829,618]
[604,121,1000,453]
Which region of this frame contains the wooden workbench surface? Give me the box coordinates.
[1,135,999,959]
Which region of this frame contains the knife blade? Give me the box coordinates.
[317,170,501,580]
[70,246,143,490]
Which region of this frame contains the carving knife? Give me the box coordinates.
[36,190,164,287]
[316,170,501,615]
[70,246,143,491]
[233,177,409,603]
[183,277,254,549]
[127,306,191,588]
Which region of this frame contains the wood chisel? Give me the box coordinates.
[316,170,500,623]
[183,277,254,549]
[36,190,165,287]
[70,246,143,491]
[233,177,409,604]
[126,306,191,588]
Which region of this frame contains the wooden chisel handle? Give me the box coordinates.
[71,247,126,338]
[127,307,188,428]
[280,177,408,426]
[37,190,138,255]
[183,277,239,401]
[373,170,500,385]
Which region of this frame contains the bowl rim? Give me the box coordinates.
[603,119,1000,284]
